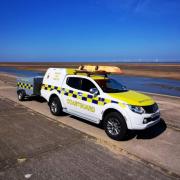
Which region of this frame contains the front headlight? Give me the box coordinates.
[128,105,145,114]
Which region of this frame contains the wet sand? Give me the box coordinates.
[0,62,180,80]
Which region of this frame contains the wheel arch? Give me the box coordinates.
[102,108,124,121]
[48,93,59,105]
[102,107,132,129]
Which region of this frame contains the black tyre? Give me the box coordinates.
[49,96,62,116]
[104,111,127,140]
[17,90,25,101]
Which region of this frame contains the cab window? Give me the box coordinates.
[81,78,97,92]
[66,77,81,89]
[66,77,97,93]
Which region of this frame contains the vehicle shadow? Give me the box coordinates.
[24,96,46,103]
[69,115,104,128]
[69,116,167,141]
[22,96,67,116]
[124,118,167,141]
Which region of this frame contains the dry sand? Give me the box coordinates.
[0,62,180,80]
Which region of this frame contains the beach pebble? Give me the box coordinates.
[24,174,32,179]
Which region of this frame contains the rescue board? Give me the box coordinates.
[78,65,123,74]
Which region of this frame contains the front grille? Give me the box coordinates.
[142,103,158,114]
[145,114,160,123]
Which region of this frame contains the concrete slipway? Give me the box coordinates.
[0,74,179,179]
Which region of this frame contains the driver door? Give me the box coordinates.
[64,77,102,123]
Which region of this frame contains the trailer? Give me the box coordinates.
[17,76,43,101]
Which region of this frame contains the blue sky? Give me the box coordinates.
[0,0,180,62]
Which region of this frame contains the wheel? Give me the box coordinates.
[49,96,62,116]
[104,112,127,140]
[17,91,25,101]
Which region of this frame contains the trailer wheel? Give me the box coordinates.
[17,90,25,101]
[49,96,62,116]
[104,111,127,140]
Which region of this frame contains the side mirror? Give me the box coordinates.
[122,85,127,90]
[89,88,99,96]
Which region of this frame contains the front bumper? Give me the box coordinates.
[127,110,161,130]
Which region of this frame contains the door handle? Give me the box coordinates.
[78,92,82,96]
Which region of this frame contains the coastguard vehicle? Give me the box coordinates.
[17,65,160,140]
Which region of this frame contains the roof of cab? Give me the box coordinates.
[66,68,108,80]
[91,76,108,80]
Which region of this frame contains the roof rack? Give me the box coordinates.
[74,65,123,77]
[74,70,109,77]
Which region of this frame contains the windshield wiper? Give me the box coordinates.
[109,89,128,93]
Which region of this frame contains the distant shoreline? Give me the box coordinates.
[0,61,180,64]
[0,62,180,80]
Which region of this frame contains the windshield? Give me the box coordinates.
[95,78,128,93]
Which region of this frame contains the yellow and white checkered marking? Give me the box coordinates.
[41,84,125,108]
[17,82,33,90]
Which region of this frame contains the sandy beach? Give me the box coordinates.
[0,62,180,80]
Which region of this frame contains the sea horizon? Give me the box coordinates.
[0,58,180,64]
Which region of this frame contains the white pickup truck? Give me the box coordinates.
[17,67,160,140]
